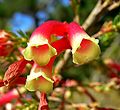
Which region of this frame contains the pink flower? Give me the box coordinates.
[0,30,14,56]
[2,20,101,110]
[22,20,100,93]
[25,37,71,93]
[67,22,101,64]
[23,21,68,66]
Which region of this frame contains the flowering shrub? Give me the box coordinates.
[0,20,101,110]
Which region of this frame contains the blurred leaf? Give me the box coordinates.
[113,14,120,31]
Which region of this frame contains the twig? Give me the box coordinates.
[71,0,80,23]
[83,0,120,30]
[59,87,66,110]
[54,0,119,76]
[54,49,71,74]
[48,96,62,103]
[108,1,120,11]
[38,92,49,110]
[82,0,111,30]
[92,21,113,38]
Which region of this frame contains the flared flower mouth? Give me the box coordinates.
[25,63,54,93]
[72,37,101,64]
[68,22,101,65]
[1,20,102,110]
[23,35,57,66]
[23,21,68,66]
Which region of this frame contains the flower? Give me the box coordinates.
[23,20,101,93]
[1,20,101,110]
[0,30,10,43]
[0,30,14,56]
[23,21,71,93]
[2,20,101,94]
[25,37,71,93]
[67,22,101,65]
[23,21,68,66]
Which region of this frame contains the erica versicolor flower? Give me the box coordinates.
[1,20,101,110]
[67,22,101,64]
[25,38,71,93]
[0,30,13,56]
[22,20,100,94]
[23,21,68,66]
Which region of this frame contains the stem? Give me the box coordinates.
[59,88,65,110]
[38,92,49,110]
[82,0,110,30]
[54,49,71,74]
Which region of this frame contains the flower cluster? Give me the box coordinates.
[0,20,101,110]
[22,20,101,93]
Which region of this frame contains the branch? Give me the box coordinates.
[54,49,71,74]
[38,92,49,110]
[76,86,96,102]
[82,0,110,30]
[54,0,120,75]
[92,21,113,38]
[108,1,120,11]
[83,0,120,30]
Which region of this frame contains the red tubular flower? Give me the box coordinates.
[0,42,13,56]
[0,30,14,56]
[23,20,68,66]
[0,77,26,87]
[1,20,101,110]
[25,38,71,93]
[104,59,120,72]
[38,92,49,110]
[25,58,55,93]
[67,22,101,64]
[0,30,10,43]
[23,20,101,94]
[0,89,19,106]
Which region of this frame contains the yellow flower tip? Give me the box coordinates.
[25,64,54,93]
[72,38,101,65]
[23,35,57,66]
[31,44,57,66]
[25,76,53,93]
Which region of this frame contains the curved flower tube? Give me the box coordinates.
[25,38,71,93]
[68,22,101,64]
[25,59,55,93]
[23,21,68,66]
